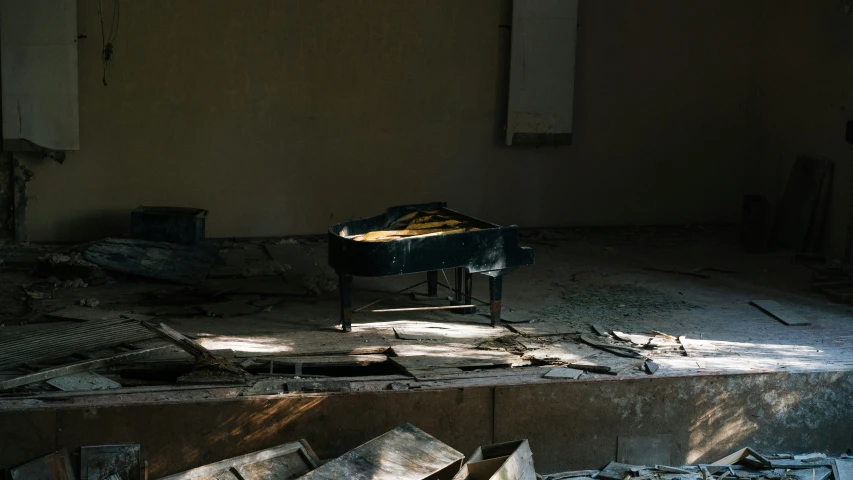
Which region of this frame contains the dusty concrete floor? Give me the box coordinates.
[1,225,852,388]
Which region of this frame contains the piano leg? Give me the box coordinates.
[489,275,503,327]
[339,274,353,332]
[464,269,473,305]
[427,270,438,297]
[454,267,464,303]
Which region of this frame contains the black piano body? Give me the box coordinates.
[328,202,534,331]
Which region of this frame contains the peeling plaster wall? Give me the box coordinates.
[24,0,764,241]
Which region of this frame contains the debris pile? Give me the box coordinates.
[542,449,852,480]
[7,428,851,480]
[6,424,536,480]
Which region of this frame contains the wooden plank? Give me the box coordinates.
[160,440,318,480]
[590,325,608,336]
[392,355,525,372]
[141,321,230,366]
[569,350,644,375]
[579,335,645,358]
[392,323,510,342]
[833,459,853,480]
[199,330,391,357]
[408,368,467,380]
[541,470,599,480]
[247,354,387,367]
[84,238,220,285]
[391,344,527,373]
[678,336,693,356]
[46,371,122,391]
[45,306,152,322]
[749,300,811,326]
[507,322,579,336]
[612,331,654,346]
[711,447,770,467]
[544,367,583,379]
[411,366,552,382]
[10,449,75,480]
[655,466,692,474]
[375,304,477,313]
[617,434,672,466]
[299,423,463,480]
[0,346,171,390]
[0,382,245,400]
[524,342,596,364]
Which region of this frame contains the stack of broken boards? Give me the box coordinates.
[156,423,536,480]
[547,448,853,480]
[501,322,686,376]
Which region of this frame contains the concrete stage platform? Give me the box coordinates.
[1,226,852,476]
[2,369,852,477]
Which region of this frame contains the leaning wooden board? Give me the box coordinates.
[299,423,464,480]
[749,300,811,326]
[159,440,319,480]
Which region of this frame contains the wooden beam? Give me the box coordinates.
[0,346,171,391]
[141,321,243,373]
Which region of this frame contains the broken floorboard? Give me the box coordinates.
[507,322,579,336]
[242,354,388,369]
[299,423,464,480]
[197,329,391,356]
[391,344,528,375]
[392,322,511,342]
[160,440,319,480]
[749,300,811,326]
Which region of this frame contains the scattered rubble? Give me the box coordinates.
[6,428,851,480]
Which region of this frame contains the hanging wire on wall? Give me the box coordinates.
[98,0,120,85]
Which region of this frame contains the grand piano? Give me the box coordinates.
[328,202,534,331]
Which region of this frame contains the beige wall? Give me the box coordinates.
[24,0,764,241]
